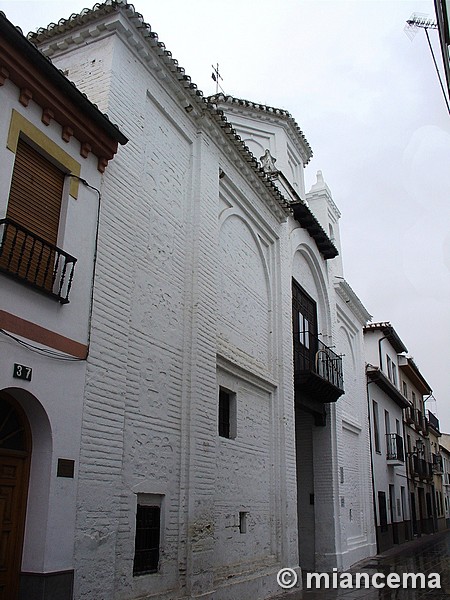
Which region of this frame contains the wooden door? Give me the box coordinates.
[0,396,31,600]
[0,456,28,599]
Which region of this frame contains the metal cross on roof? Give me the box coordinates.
[211,63,224,94]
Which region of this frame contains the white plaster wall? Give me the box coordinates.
[364,330,401,386]
[41,14,300,600]
[218,214,271,368]
[335,307,377,567]
[0,77,102,345]
[368,383,409,526]
[0,346,85,573]
[0,68,107,579]
[41,35,115,116]
[60,32,198,599]
[214,369,275,572]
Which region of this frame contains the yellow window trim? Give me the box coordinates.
[7,109,81,198]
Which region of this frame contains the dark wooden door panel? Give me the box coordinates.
[0,456,27,600]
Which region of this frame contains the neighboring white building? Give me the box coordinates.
[0,11,126,600]
[398,355,437,538]
[1,2,375,599]
[363,323,411,552]
[440,434,450,529]
[427,409,445,532]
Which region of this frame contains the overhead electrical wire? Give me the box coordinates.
[0,328,86,361]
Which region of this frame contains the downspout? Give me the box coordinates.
[66,173,102,359]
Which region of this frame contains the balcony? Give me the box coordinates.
[422,459,433,481]
[293,336,344,404]
[0,218,76,304]
[386,433,404,465]
[415,409,428,434]
[427,410,440,433]
[405,405,415,424]
[432,453,443,475]
[412,456,433,481]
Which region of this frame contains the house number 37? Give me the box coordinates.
[13,363,32,381]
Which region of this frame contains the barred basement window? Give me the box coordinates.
[133,504,161,575]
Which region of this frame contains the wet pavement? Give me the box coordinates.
[284,530,450,599]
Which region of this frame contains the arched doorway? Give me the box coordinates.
[0,391,31,599]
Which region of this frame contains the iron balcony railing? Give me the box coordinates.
[404,405,415,424]
[415,409,428,434]
[0,218,76,304]
[293,335,344,393]
[411,456,433,480]
[315,340,344,390]
[427,410,440,433]
[386,433,404,462]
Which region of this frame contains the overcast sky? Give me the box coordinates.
[2,0,449,429]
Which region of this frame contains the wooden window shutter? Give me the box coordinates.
[6,138,65,244]
[1,139,66,291]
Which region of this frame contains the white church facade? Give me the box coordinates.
[1,2,376,599]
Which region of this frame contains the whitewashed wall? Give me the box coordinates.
[0,65,104,578]
[40,10,300,600]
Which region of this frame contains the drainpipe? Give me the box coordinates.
[66,173,102,358]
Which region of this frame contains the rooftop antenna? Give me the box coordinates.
[211,63,224,95]
[405,13,450,114]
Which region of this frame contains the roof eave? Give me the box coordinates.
[0,12,127,148]
[367,366,409,409]
[398,357,432,395]
[291,201,339,259]
[363,323,408,354]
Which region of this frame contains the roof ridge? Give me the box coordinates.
[208,93,313,163]
[28,0,124,42]
[29,1,339,256]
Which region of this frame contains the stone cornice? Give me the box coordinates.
[335,279,372,325]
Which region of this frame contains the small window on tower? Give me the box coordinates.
[218,387,236,439]
[133,498,162,576]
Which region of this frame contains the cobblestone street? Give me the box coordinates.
[284,531,450,599]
